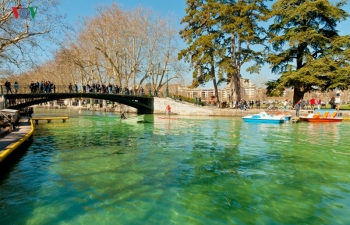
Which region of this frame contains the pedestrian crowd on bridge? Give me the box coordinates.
[4,80,57,94]
[5,81,158,97]
[29,81,56,93]
[81,83,146,96]
[3,81,151,96]
[4,80,21,94]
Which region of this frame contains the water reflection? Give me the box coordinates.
[307,122,340,144]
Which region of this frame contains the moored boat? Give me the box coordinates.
[283,115,292,121]
[242,112,285,124]
[268,110,292,121]
[299,111,342,122]
[305,117,343,122]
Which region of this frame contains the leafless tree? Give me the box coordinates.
[0,0,65,72]
[252,74,268,100]
[54,3,185,92]
[7,2,185,92]
[252,74,267,90]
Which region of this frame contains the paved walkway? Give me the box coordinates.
[0,117,32,153]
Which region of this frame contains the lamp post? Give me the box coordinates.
[166,69,169,98]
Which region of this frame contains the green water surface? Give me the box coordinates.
[1,109,350,225]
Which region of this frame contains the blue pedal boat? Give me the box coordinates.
[242,112,285,124]
[283,115,292,121]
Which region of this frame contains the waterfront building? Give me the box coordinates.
[176,78,257,102]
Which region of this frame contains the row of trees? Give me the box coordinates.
[2,2,185,95]
[50,4,185,94]
[179,0,350,105]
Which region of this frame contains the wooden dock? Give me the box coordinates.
[31,116,69,124]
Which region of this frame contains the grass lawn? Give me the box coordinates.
[321,105,350,110]
[259,104,350,110]
[339,105,350,110]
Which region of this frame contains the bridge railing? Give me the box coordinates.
[1,85,162,97]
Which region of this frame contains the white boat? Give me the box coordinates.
[120,114,145,123]
[242,112,285,124]
[268,111,292,121]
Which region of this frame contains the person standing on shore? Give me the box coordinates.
[256,100,260,109]
[310,97,315,110]
[329,96,336,109]
[317,97,322,110]
[294,101,300,117]
[283,99,288,110]
[335,91,341,111]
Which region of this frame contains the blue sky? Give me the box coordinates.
[59,0,186,26]
[58,0,350,87]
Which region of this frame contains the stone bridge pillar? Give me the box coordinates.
[90,98,94,107]
[138,98,154,114]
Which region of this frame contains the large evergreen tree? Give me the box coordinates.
[266,0,350,104]
[179,0,268,104]
[179,0,223,103]
[218,0,268,104]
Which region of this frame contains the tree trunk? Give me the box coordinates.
[293,83,304,105]
[230,71,241,104]
[211,63,219,103]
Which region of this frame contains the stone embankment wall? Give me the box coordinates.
[153,97,350,117]
[28,97,350,117]
[154,97,292,117]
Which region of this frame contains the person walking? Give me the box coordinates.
[14,81,19,94]
[5,80,12,94]
[68,83,73,93]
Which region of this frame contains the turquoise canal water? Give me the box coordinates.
[1,108,350,224]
